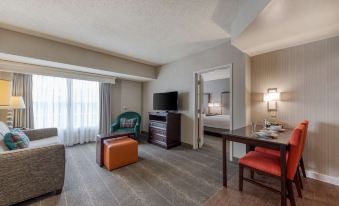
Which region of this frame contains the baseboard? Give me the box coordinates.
[306,170,339,186]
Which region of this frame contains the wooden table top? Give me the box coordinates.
[222,126,293,146]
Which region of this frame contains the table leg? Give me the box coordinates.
[223,137,227,187]
[280,145,287,206]
[96,137,102,166]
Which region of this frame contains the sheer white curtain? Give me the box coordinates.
[32,75,99,146]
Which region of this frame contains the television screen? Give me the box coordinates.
[153,91,178,111]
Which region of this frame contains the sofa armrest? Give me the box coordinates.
[23,128,58,141]
[0,144,65,206]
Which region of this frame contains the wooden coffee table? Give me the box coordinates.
[96,131,135,166]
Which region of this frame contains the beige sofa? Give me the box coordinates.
[0,124,65,206]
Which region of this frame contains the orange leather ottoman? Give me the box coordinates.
[103,136,138,171]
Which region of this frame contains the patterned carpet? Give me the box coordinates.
[17,135,237,206]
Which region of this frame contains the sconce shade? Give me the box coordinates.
[10,96,26,109]
[0,80,12,106]
[208,103,214,107]
[264,92,280,102]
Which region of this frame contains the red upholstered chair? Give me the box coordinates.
[239,125,305,206]
[299,120,309,178]
[255,120,309,178]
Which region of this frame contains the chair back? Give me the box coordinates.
[300,120,309,153]
[287,124,305,180]
[117,112,141,125]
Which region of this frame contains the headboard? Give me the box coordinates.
[203,93,210,114]
[221,91,230,115]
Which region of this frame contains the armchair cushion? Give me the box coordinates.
[4,129,30,150]
[111,112,141,139]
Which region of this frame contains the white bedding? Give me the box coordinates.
[203,114,230,129]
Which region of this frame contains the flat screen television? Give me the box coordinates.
[153,91,178,111]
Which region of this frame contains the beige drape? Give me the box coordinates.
[12,73,34,128]
[99,83,115,134]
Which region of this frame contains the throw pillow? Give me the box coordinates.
[120,118,136,128]
[4,129,30,150]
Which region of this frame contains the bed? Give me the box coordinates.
[203,114,230,130]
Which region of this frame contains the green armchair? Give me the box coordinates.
[111,112,141,139]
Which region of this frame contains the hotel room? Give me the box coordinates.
[0,0,339,206]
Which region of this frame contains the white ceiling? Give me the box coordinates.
[232,0,339,56]
[0,0,240,66]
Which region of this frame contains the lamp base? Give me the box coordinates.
[6,109,13,129]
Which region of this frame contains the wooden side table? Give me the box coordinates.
[96,131,134,166]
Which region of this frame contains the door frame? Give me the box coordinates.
[193,64,233,154]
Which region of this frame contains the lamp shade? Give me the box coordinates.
[213,103,220,107]
[0,80,12,106]
[263,92,280,102]
[10,96,26,109]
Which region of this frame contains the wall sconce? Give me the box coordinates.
[263,88,280,117]
[208,103,214,107]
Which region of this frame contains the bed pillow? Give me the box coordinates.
[4,129,30,150]
[120,118,136,128]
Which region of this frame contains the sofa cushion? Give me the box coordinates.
[0,122,10,152]
[4,129,30,150]
[0,121,10,136]
[0,135,9,153]
[29,136,60,148]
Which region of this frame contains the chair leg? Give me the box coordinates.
[287,180,296,206]
[294,173,303,198]
[239,164,244,192]
[250,169,255,179]
[297,169,303,189]
[299,157,307,178]
[56,188,63,195]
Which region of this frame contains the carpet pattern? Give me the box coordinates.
[17,135,236,206]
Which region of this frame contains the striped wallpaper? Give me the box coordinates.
[250,36,339,178]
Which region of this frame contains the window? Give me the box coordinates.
[32,75,99,146]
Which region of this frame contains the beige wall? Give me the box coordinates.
[0,28,156,81]
[120,80,142,115]
[251,36,339,178]
[100,79,142,121]
[142,41,250,147]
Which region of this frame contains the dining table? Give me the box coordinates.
[222,126,293,206]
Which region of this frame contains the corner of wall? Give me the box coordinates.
[245,54,251,125]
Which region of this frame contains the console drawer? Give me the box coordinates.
[150,121,167,130]
[150,127,167,136]
[150,134,166,143]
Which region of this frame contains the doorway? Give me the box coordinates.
[193,65,233,157]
